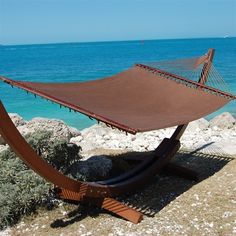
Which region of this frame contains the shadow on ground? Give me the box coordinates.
[50,143,234,228]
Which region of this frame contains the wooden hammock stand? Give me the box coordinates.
[0,49,229,223]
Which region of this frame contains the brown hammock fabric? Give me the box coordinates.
[0,52,235,134]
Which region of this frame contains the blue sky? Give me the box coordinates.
[0,0,235,45]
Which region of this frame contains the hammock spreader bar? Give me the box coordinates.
[135,64,236,100]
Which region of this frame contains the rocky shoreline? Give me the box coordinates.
[1,112,235,157]
[0,112,235,181]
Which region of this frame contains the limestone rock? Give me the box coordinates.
[9,113,26,127]
[79,140,99,153]
[232,123,236,132]
[70,135,83,145]
[81,124,104,137]
[209,112,236,129]
[68,126,81,138]
[18,117,75,142]
[0,145,8,153]
[67,155,112,181]
[81,124,122,139]
[186,118,209,133]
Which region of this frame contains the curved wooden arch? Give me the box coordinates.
[0,100,182,195]
[0,100,184,223]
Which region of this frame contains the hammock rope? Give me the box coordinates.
[136,63,235,100]
[140,55,235,100]
[207,65,233,94]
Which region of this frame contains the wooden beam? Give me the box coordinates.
[198,48,215,84]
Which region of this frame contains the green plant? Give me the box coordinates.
[0,129,82,229]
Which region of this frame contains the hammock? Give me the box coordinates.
[0,49,235,223]
[0,50,235,134]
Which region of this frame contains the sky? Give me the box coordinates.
[0,0,236,45]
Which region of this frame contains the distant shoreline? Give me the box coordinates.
[2,36,236,47]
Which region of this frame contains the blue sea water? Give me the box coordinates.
[0,38,235,130]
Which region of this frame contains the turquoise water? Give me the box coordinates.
[0,38,235,130]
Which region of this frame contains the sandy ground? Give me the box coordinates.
[1,147,235,236]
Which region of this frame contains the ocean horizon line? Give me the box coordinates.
[1,36,236,47]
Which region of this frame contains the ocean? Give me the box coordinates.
[0,38,235,130]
